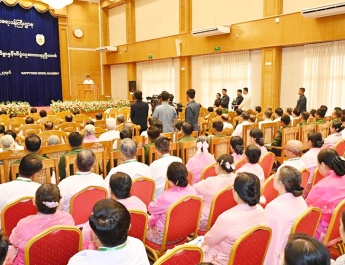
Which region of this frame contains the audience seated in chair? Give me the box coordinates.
[258,111,273,129]
[58,150,106,212]
[83,124,98,143]
[236,145,265,185]
[221,114,233,130]
[140,117,158,139]
[230,136,244,164]
[68,199,149,265]
[58,132,84,181]
[65,114,73,122]
[277,140,306,172]
[273,108,283,122]
[47,135,60,146]
[2,130,24,151]
[150,136,182,199]
[332,210,345,264]
[0,154,41,224]
[306,149,345,241]
[299,111,310,126]
[0,233,9,264]
[7,183,75,265]
[98,117,121,149]
[15,134,47,164]
[143,126,161,165]
[231,112,250,137]
[284,233,330,265]
[248,129,267,159]
[186,136,216,184]
[313,108,326,124]
[0,135,17,152]
[194,154,236,231]
[146,162,197,244]
[210,121,225,138]
[201,172,265,265]
[44,121,54,131]
[268,114,291,157]
[323,121,344,149]
[178,122,196,143]
[264,166,308,265]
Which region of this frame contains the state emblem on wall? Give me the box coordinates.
[36,34,45,46]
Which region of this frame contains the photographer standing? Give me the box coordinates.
[152,91,177,133]
[185,89,200,132]
[130,90,149,134]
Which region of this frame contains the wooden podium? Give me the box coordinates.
[77,84,99,101]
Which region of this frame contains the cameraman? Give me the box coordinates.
[152,91,177,133]
[185,89,200,132]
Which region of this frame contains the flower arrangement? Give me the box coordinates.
[0,101,31,115]
[50,99,130,113]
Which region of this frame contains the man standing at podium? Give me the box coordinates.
[83,75,94,84]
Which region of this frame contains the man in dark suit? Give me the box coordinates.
[296,87,307,112]
[185,89,200,132]
[130,90,149,134]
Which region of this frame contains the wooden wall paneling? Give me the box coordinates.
[100,0,126,9]
[127,63,136,99]
[102,65,111,98]
[179,0,192,34]
[58,17,71,100]
[101,8,110,97]
[105,12,345,65]
[260,48,282,109]
[101,8,110,46]
[179,57,191,107]
[263,0,282,17]
[126,0,135,43]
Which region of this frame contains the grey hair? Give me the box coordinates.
[84,124,96,136]
[47,135,60,146]
[196,136,210,144]
[106,118,117,130]
[76,149,96,172]
[120,138,137,159]
[1,135,15,150]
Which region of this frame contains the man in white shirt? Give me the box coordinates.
[68,199,149,265]
[238,87,252,111]
[231,111,251,137]
[258,111,273,129]
[0,154,42,228]
[58,150,106,212]
[150,136,182,199]
[278,140,307,172]
[105,138,151,195]
[98,117,122,149]
[83,75,94,85]
[273,107,283,122]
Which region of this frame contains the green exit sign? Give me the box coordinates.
[214,46,221,51]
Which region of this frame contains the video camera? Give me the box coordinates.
[172,102,183,113]
[146,95,160,112]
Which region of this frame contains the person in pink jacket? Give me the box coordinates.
[264,166,308,265]
[194,154,236,231]
[146,162,198,244]
[230,136,244,164]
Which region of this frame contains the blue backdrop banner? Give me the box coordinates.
[0,2,62,106]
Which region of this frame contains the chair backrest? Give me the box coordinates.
[148,144,158,165]
[137,146,145,164]
[206,186,237,232]
[261,175,278,207]
[118,107,130,120]
[292,118,301,127]
[299,124,316,150]
[282,127,299,145]
[323,198,345,245]
[162,132,174,141]
[94,127,106,137]
[199,107,208,117]
[300,168,310,198]
[180,141,197,164]
[133,135,146,147]
[0,114,9,123]
[106,108,118,119]
[200,162,217,181]
[38,130,68,146]
[290,207,322,237]
[310,168,323,189]
[17,124,44,138]
[133,124,141,136]
[210,136,231,159]
[57,122,80,133]
[4,117,25,130]
[222,127,234,136]
[94,120,106,129]
[55,111,72,120]
[39,143,71,162]
[0,149,27,183]
[24,225,82,265]
[74,114,90,126]
[65,154,78,178]
[131,177,155,208]
[261,122,278,145]
[160,196,202,253]
[316,123,331,139]
[228,225,272,265]
[169,142,179,157]
[153,245,203,265]
[335,140,345,157]
[1,196,38,238]
[128,210,148,243]
[70,186,108,225]
[109,149,124,168]
[242,123,258,147]
[234,159,245,172]
[259,152,275,179]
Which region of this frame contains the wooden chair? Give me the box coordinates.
[94,120,106,129]
[106,108,118,119]
[94,126,106,138]
[1,196,37,238]
[38,130,68,146]
[24,226,82,265]
[175,132,182,142]
[180,141,197,164]
[310,168,323,189]
[115,122,124,131]
[324,199,345,247]
[133,135,146,147]
[0,149,27,183]
[56,122,80,133]
[261,175,277,207]
[260,122,278,145]
[74,114,90,127]
[209,136,231,159]
[83,140,113,175]
[222,127,234,136]
[316,123,331,139]
[170,142,179,157]
[256,112,264,123]
[242,123,258,147]
[335,140,345,157]
[198,186,236,235]
[127,210,149,244]
[292,118,301,127]
[118,106,130,120]
[137,146,145,163]
[290,207,322,237]
[300,168,310,198]
[16,124,44,138]
[228,225,272,265]
[162,132,174,141]
[38,115,61,126]
[148,144,158,165]
[299,124,316,150]
[259,152,275,179]
[55,111,72,120]
[0,114,9,123]
[69,186,108,225]
[145,195,202,261]
[153,245,203,265]
[308,117,316,124]
[109,149,124,168]
[234,159,245,172]
[11,158,59,184]
[200,162,217,181]
[64,154,78,178]
[4,117,25,131]
[39,143,71,163]
[199,107,208,118]
[133,124,141,136]
[132,177,155,208]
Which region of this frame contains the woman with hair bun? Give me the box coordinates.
[306,149,345,241]
[202,173,265,265]
[249,129,267,158]
[186,136,216,184]
[8,184,74,264]
[230,136,244,164]
[323,121,344,149]
[194,154,236,231]
[264,166,308,265]
[146,162,197,244]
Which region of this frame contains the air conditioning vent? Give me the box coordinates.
[191,26,230,37]
[301,2,345,18]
